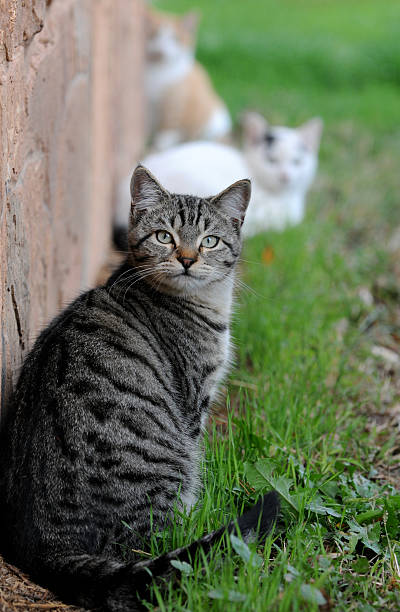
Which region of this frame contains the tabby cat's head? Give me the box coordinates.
[128,166,251,296]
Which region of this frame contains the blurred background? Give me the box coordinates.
[1,1,400,609]
[150,0,400,408]
[158,0,400,229]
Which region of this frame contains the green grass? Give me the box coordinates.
[137,1,400,608]
[160,0,400,130]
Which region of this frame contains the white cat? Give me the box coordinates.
[115,112,322,238]
[241,112,322,233]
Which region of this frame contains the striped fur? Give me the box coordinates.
[0,167,278,610]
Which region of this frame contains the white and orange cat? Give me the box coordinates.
[116,112,323,238]
[146,8,231,150]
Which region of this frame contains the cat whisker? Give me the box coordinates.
[234,278,268,300]
[110,266,157,299]
[238,257,265,266]
[108,268,136,296]
[121,269,163,304]
[108,264,154,292]
[152,272,167,294]
[113,273,153,303]
[111,274,145,301]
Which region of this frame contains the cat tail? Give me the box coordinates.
[43,491,279,612]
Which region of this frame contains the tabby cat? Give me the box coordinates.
[0,166,278,611]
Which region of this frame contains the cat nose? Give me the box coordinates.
[280,172,289,185]
[178,256,195,269]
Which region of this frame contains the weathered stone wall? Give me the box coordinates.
[0,0,146,421]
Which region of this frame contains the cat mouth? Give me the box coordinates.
[170,271,209,283]
[171,271,192,278]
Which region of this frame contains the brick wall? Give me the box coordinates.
[0,0,146,421]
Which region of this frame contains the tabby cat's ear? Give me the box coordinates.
[210,179,251,224]
[241,111,269,145]
[130,165,169,211]
[298,118,323,152]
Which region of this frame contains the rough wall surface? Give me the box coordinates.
[0,0,146,421]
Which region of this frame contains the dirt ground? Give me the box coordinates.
[0,556,84,612]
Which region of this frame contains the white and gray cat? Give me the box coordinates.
[116,112,322,238]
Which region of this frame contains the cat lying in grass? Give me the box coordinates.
[146,8,232,150]
[0,166,278,611]
[116,112,323,240]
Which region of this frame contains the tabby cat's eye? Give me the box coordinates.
[201,235,219,249]
[156,231,173,244]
